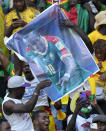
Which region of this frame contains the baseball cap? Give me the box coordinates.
[92,115,106,124]
[8,76,31,88]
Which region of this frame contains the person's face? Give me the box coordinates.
[31,36,46,53]
[38,112,50,131]
[95,49,106,61]
[98,122,106,131]
[14,0,25,12]
[79,97,92,119]
[14,87,25,99]
[22,63,33,81]
[0,121,11,131]
[98,24,106,31]
[90,122,106,131]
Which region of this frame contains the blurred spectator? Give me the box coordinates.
[5,0,40,37]
[88,11,106,45]
[0,48,15,99]
[91,115,106,131]
[0,0,9,14]
[51,95,70,130]
[36,0,45,12]
[92,0,106,11]
[21,62,56,131]
[99,0,106,5]
[0,49,15,119]
[2,76,51,131]
[32,110,50,131]
[0,5,9,58]
[44,0,69,11]
[0,118,11,131]
[92,39,106,93]
[67,91,104,131]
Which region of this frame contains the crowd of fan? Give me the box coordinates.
[0,0,106,131]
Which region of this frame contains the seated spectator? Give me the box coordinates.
[67,91,104,131]
[32,110,50,131]
[88,11,106,45]
[92,39,106,93]
[0,118,11,131]
[2,76,51,131]
[90,115,106,131]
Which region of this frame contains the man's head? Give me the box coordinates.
[22,62,34,81]
[13,0,26,12]
[25,32,46,54]
[32,110,50,131]
[0,119,11,131]
[91,115,106,131]
[93,39,106,61]
[68,0,80,7]
[8,76,31,99]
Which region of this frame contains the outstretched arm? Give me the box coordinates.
[3,80,52,115]
[61,19,94,54]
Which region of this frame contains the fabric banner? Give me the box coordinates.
[5,4,99,102]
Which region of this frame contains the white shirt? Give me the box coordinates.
[67,114,98,131]
[22,77,49,110]
[2,94,34,131]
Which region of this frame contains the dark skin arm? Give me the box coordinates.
[14,54,22,76]
[67,99,89,131]
[62,19,94,54]
[3,80,52,115]
[92,0,102,11]
[5,19,27,37]
[0,50,10,68]
[91,97,104,115]
[83,2,95,31]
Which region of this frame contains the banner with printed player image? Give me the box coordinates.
[5,4,99,102]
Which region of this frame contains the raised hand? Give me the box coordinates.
[37,79,52,90]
